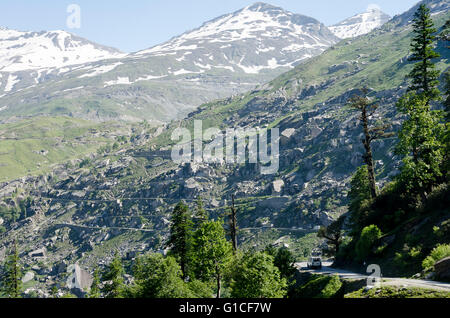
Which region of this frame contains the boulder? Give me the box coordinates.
[22,271,35,283]
[66,264,93,293]
[53,261,68,275]
[28,247,47,259]
[328,61,352,74]
[272,180,285,193]
[280,128,296,146]
[435,257,450,281]
[380,234,396,246]
[126,251,138,260]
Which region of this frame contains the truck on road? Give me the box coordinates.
[307,249,323,269]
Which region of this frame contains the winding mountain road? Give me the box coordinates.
[296,262,450,292]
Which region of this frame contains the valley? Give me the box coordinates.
[0,0,448,300]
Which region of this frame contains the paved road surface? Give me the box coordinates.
[296,262,450,292]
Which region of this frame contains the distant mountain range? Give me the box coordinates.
[0,2,393,123]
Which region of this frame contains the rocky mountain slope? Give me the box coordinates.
[329,7,391,39]
[0,3,338,123]
[0,0,448,296]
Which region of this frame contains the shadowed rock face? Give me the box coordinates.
[66,264,93,293]
[435,257,450,281]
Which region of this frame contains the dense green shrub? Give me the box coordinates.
[355,225,382,262]
[422,244,450,270]
[292,275,343,298]
[230,252,287,298]
[264,246,296,280]
[345,286,450,298]
[131,253,212,298]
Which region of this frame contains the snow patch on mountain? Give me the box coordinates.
[0,28,125,72]
[78,62,123,78]
[4,74,19,92]
[329,8,391,39]
[134,2,338,75]
[103,77,132,87]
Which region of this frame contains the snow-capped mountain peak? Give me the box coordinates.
[0,28,126,72]
[138,3,326,54]
[135,2,338,75]
[329,7,391,39]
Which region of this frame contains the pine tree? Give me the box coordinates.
[1,240,22,298]
[88,269,101,298]
[442,72,450,181]
[440,19,450,44]
[396,93,444,198]
[395,4,445,199]
[101,253,125,298]
[349,89,393,199]
[166,201,193,279]
[407,4,441,101]
[193,197,208,228]
[444,71,450,122]
[348,166,372,234]
[229,195,238,253]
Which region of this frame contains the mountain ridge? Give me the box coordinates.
[329,7,391,39]
[0,28,125,73]
[0,2,339,122]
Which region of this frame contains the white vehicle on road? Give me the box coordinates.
[307,256,322,269]
[307,249,323,269]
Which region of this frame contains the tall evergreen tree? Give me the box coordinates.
[1,240,22,298]
[166,201,193,279]
[442,72,450,180]
[350,90,392,198]
[407,4,441,101]
[229,195,238,253]
[101,253,125,298]
[348,166,372,235]
[395,4,445,199]
[88,269,101,298]
[396,93,444,199]
[193,197,208,228]
[440,19,450,44]
[444,71,450,122]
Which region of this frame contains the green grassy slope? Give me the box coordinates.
[0,117,130,182]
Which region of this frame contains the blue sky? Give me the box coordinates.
[0,0,420,53]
